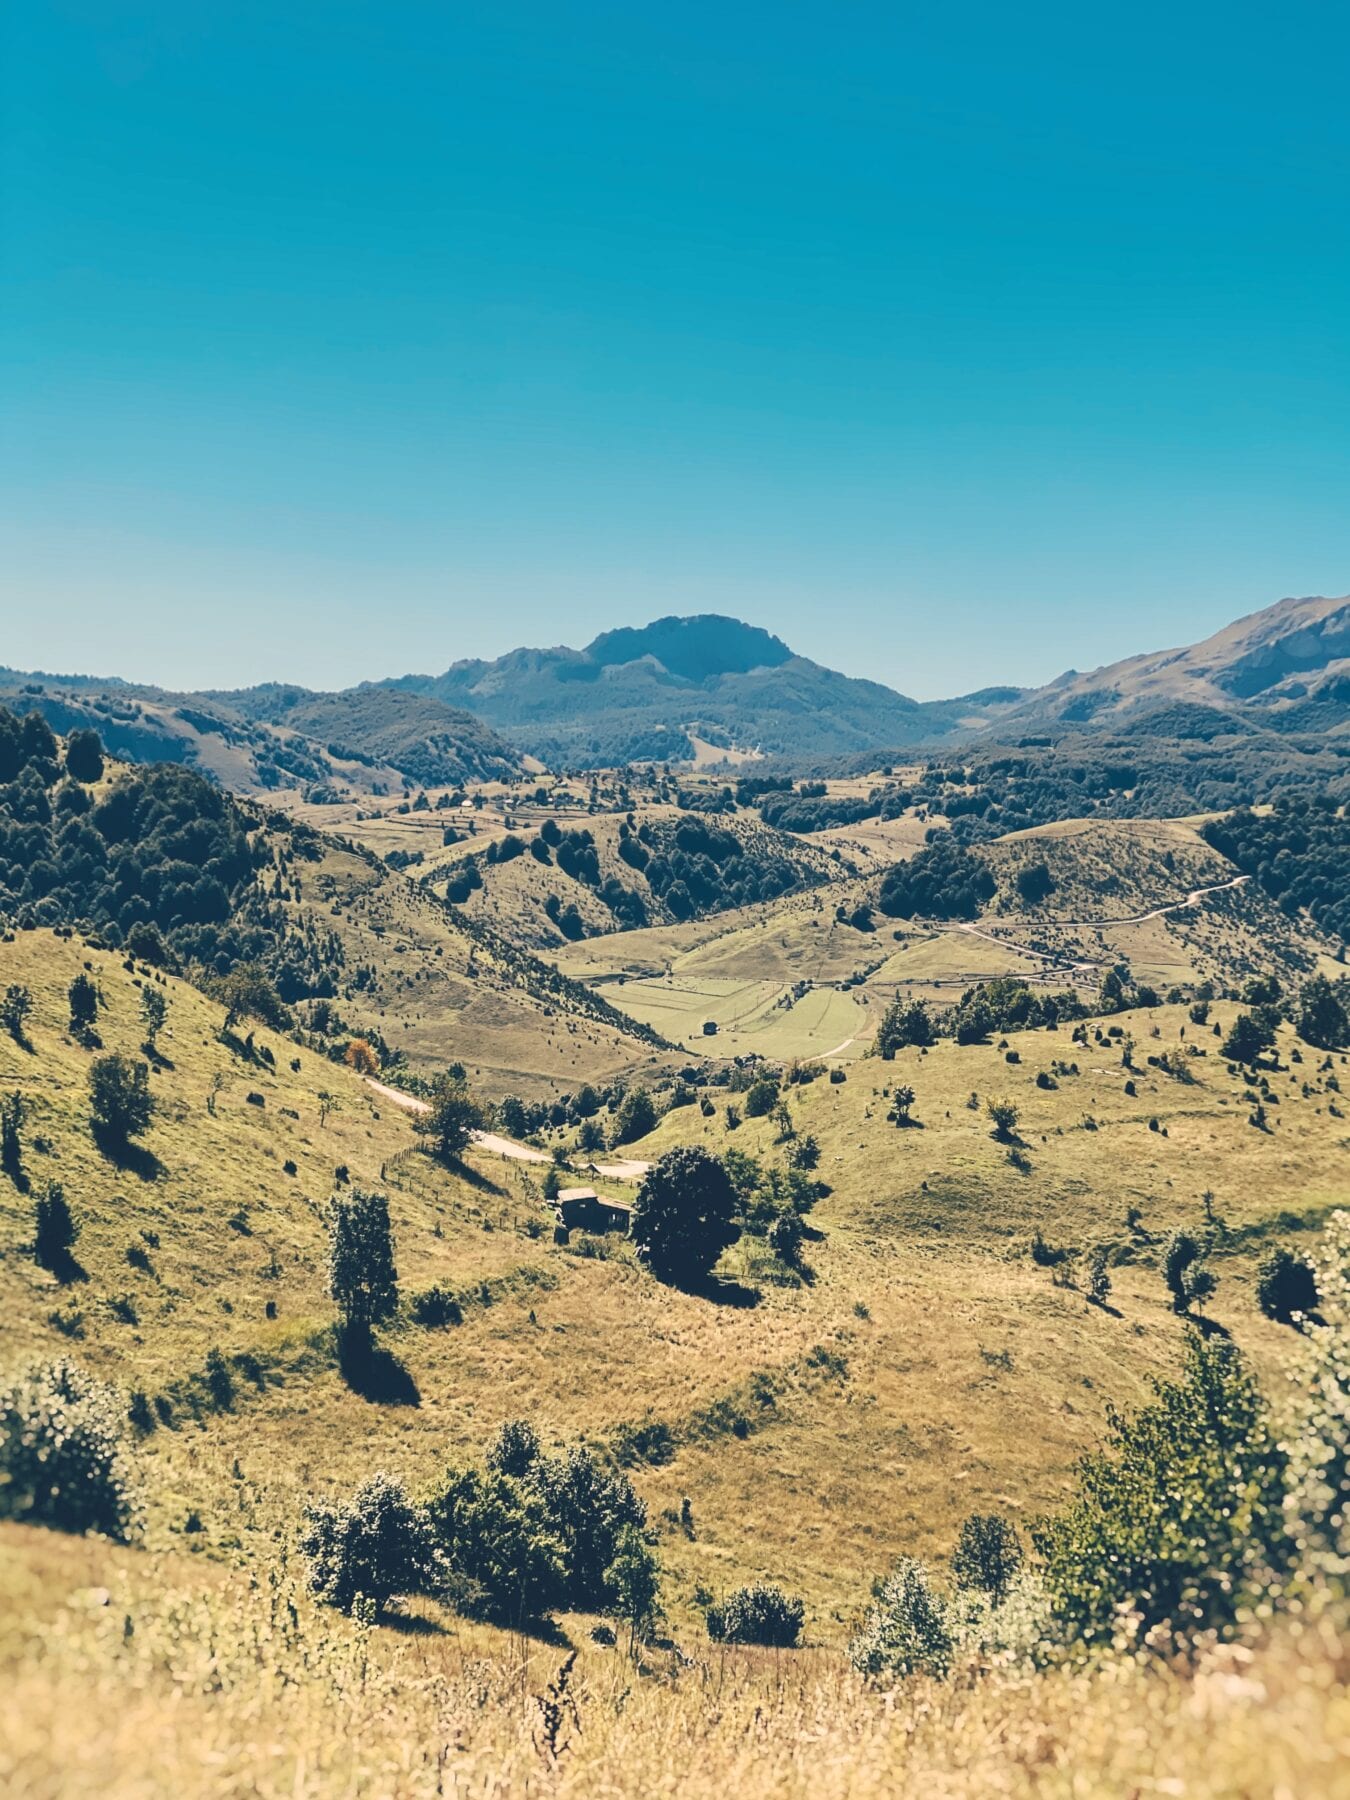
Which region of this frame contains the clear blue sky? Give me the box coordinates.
[3,2,1348,696]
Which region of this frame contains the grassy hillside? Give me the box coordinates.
[5,929,1344,1599]
[2,924,1348,1792]
[260,823,675,1097]
[0,678,521,799]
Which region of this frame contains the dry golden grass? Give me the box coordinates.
[3,1524,1349,1799]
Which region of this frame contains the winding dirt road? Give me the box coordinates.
[365,1078,650,1179]
[952,874,1250,976]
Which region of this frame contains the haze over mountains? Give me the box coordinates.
[2,591,1345,786]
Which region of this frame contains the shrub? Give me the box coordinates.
[326,1187,398,1335]
[1035,1333,1288,1650]
[425,1464,567,1625]
[301,1472,442,1615]
[986,1097,1019,1141]
[0,1357,139,1541]
[409,1284,463,1328]
[848,1559,952,1678]
[706,1582,804,1647]
[1256,1247,1319,1325]
[951,1512,1023,1604]
[743,1076,780,1119]
[88,1053,153,1143]
[631,1146,740,1285]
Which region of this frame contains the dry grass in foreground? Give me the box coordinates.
[2,1524,1349,1800]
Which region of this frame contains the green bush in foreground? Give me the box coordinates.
[300,1472,442,1616]
[706,1582,804,1647]
[0,1357,140,1542]
[1035,1333,1288,1651]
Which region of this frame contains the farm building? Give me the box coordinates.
[553,1186,633,1234]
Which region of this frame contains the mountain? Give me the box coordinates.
[382,613,1019,765]
[1000,593,1350,736]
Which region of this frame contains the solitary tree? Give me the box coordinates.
[1163,1231,1217,1314]
[951,1511,1023,1604]
[1,985,32,1043]
[63,728,104,784]
[414,1075,482,1163]
[606,1524,662,1656]
[1222,1011,1274,1067]
[343,1038,379,1077]
[890,1084,916,1125]
[88,1054,153,1145]
[631,1146,740,1286]
[1297,976,1348,1052]
[139,985,167,1055]
[327,1187,398,1339]
[68,974,99,1040]
[767,1209,805,1267]
[301,1472,441,1615]
[876,997,935,1058]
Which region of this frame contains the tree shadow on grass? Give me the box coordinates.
[445,1156,507,1198]
[91,1127,162,1183]
[41,1248,88,1286]
[1189,1313,1231,1339]
[684,1274,761,1310]
[337,1327,420,1406]
[379,1609,448,1638]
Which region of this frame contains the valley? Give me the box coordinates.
[1,601,1348,1798]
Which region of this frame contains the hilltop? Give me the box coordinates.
[1000,593,1350,736]
[0,672,523,798]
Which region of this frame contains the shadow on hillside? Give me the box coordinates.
[337,1327,421,1406]
[1189,1313,1231,1339]
[2,1147,30,1193]
[686,1274,761,1310]
[42,1248,88,1286]
[448,1157,507,1197]
[379,1609,448,1638]
[92,1126,163,1183]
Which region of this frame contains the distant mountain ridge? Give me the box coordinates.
[381,612,1018,765]
[1,591,1344,785]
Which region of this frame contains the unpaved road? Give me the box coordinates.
[366,1078,650,1178]
[953,875,1250,975]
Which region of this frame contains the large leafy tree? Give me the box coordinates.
[327,1187,398,1336]
[631,1146,739,1285]
[413,1075,482,1163]
[88,1054,153,1144]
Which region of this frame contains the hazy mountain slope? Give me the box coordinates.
[205,684,522,786]
[383,614,1020,765]
[1001,593,1350,733]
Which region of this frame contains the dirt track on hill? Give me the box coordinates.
[365,1078,650,1178]
[952,874,1250,976]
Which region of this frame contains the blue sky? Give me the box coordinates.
[3,2,1348,696]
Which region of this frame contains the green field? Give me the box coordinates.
[600,972,869,1058]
